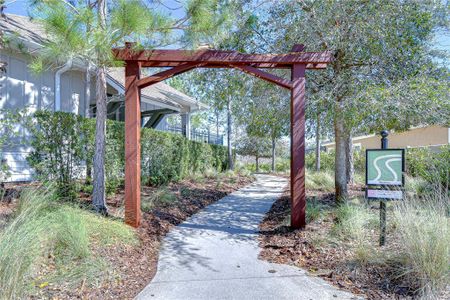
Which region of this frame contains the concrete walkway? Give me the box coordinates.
[137,174,358,300]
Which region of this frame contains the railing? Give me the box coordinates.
[156,124,224,145]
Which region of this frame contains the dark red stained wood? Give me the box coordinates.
[290,64,307,229]
[291,44,305,52]
[232,65,292,89]
[137,62,327,69]
[112,48,333,69]
[116,43,331,229]
[137,62,203,89]
[124,61,141,228]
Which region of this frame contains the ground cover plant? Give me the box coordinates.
[259,172,450,299]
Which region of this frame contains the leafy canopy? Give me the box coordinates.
[29,0,238,72]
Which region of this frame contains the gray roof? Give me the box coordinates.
[0,14,47,45]
[1,13,203,112]
[107,68,204,111]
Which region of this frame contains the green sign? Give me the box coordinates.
[366,149,404,186]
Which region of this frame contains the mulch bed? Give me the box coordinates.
[92,175,254,299]
[258,189,422,300]
[1,175,253,299]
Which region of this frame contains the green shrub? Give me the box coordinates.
[0,186,137,298]
[353,150,365,174]
[275,159,290,173]
[406,146,450,189]
[244,162,271,173]
[26,111,229,191]
[141,127,228,185]
[306,149,366,174]
[27,111,88,199]
[392,191,450,297]
[306,171,335,192]
[306,150,335,171]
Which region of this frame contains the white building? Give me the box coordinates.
[0,14,207,181]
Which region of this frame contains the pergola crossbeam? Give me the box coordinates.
[114,45,332,70]
[137,62,203,89]
[232,65,292,89]
[114,43,332,229]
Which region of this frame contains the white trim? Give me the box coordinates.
[55,60,73,111]
[448,127,450,144]
[181,113,191,140]
[106,75,182,112]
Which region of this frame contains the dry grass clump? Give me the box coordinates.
[330,186,449,297]
[306,171,335,192]
[306,198,328,223]
[332,202,378,265]
[392,187,449,297]
[0,187,137,299]
[404,175,429,196]
[141,187,178,212]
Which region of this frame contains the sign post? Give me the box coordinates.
[365,131,405,246]
[379,131,388,246]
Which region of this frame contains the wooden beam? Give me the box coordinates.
[115,43,332,230]
[143,109,173,128]
[113,48,333,68]
[291,44,305,52]
[141,108,175,118]
[136,62,327,69]
[232,65,292,89]
[137,62,202,89]
[124,61,141,228]
[290,64,307,229]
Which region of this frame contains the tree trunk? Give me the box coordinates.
[92,66,107,213]
[345,132,354,184]
[85,63,92,184]
[334,103,348,202]
[271,137,276,172]
[92,0,107,214]
[255,156,259,173]
[315,113,321,172]
[85,63,91,118]
[216,110,219,138]
[227,98,234,170]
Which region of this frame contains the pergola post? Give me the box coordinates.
[124,61,141,227]
[181,113,191,140]
[115,44,332,229]
[290,64,307,229]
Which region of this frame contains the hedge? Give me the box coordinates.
[306,146,449,188]
[27,111,229,197]
[405,146,449,188]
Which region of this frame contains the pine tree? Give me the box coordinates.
[30,0,237,213]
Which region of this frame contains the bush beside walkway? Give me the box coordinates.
[25,111,229,198]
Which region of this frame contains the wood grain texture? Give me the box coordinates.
[290,64,306,229]
[124,61,141,227]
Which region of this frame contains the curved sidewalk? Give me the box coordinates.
[137,174,358,300]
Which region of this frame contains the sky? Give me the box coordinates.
[3,0,186,19]
[4,0,450,54]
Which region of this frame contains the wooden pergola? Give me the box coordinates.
[113,43,333,229]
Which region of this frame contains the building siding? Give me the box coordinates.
[0,50,87,181]
[323,126,450,152]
